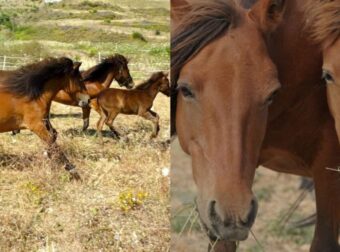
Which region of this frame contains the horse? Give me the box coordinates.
[53,54,134,131]
[96,71,169,139]
[171,0,340,251]
[0,57,89,180]
[305,0,340,142]
[281,0,340,233]
[172,0,284,248]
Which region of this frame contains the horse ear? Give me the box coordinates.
[171,0,191,31]
[73,62,82,71]
[248,0,286,32]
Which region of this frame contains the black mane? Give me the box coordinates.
[81,54,128,82]
[1,57,74,100]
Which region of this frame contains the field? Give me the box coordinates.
[0,0,170,251]
[171,139,316,252]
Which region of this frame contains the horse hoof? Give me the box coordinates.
[69,169,82,181]
[12,130,20,135]
[112,134,120,140]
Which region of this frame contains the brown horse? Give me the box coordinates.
[172,0,340,251]
[96,71,169,139]
[306,0,340,142]
[0,57,89,179]
[53,54,134,131]
[172,0,284,245]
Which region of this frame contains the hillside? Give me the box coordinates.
[0,0,169,78]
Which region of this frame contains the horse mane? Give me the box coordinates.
[135,71,165,90]
[82,54,128,82]
[1,57,74,100]
[171,0,237,85]
[171,0,238,135]
[305,0,340,48]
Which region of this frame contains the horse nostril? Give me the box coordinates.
[208,200,233,228]
[208,200,217,218]
[241,198,258,228]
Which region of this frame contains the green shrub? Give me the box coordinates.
[104,19,111,24]
[132,32,147,42]
[0,12,15,31]
[14,26,35,40]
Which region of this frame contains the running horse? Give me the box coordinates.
[96,71,170,139]
[0,57,89,179]
[53,54,134,131]
[172,0,340,251]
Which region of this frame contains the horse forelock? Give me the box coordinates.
[1,57,74,100]
[171,0,238,135]
[171,0,237,85]
[305,0,340,48]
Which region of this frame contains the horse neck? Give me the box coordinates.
[144,80,161,100]
[267,0,323,122]
[41,78,67,108]
[261,0,332,167]
[102,69,116,88]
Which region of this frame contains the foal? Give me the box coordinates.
[96,71,170,138]
[53,54,134,130]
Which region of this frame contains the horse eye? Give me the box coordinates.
[266,90,279,106]
[178,85,194,98]
[322,70,334,84]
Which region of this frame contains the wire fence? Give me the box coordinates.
[0,53,169,80]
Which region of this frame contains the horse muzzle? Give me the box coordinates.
[199,198,258,242]
[127,81,135,89]
[77,93,90,108]
[118,77,134,89]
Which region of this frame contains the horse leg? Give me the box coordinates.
[29,121,80,180]
[311,167,340,252]
[105,111,120,138]
[96,109,107,139]
[141,110,160,138]
[82,106,91,131]
[44,118,57,142]
[90,99,101,114]
[12,130,20,135]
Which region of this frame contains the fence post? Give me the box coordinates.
[98,52,101,62]
[2,56,6,70]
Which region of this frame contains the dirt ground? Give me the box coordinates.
[171,138,316,252]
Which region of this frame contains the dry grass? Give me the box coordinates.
[0,92,170,251]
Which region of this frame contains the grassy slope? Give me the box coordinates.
[0,0,170,79]
[0,0,170,251]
